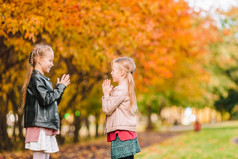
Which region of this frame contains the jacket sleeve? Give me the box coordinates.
[32,76,66,107]
[56,84,65,105]
[102,87,126,115]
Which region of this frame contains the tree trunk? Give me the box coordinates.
[0,97,12,151]
[85,117,90,137]
[73,115,81,143]
[10,88,24,149]
[95,112,100,137]
[18,113,25,148]
[157,100,165,122]
[0,98,3,151]
[146,105,153,130]
[12,114,16,141]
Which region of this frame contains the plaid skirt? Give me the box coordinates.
[111,135,141,159]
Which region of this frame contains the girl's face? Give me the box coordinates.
[111,63,123,83]
[39,51,54,74]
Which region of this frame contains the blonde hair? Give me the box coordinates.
[113,57,137,112]
[20,44,53,112]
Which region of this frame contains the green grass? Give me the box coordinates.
[136,121,238,159]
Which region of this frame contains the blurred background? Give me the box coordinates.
[0,0,238,157]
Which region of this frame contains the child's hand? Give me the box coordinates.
[102,79,113,96]
[57,74,71,87]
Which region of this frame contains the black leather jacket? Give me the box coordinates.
[24,69,66,130]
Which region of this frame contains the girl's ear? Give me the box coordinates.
[37,57,42,65]
[120,70,125,77]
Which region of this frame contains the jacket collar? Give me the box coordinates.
[33,69,50,81]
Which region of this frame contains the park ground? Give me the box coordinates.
[1,121,238,159]
[137,121,238,159]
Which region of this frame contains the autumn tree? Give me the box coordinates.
[0,0,220,150]
[207,7,238,119]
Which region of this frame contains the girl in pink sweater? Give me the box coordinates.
[102,57,140,159]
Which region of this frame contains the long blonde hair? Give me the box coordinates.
[20,44,53,112]
[113,57,137,112]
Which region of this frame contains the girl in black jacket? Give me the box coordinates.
[21,44,70,159]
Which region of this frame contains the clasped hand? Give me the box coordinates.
[102,79,113,96]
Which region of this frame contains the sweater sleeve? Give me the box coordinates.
[102,87,126,115]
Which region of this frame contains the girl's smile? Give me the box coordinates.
[39,51,54,74]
